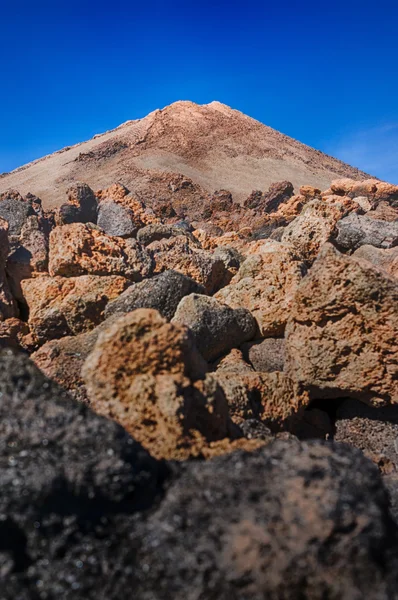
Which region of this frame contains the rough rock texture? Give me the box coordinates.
[0,318,30,350]
[0,218,17,320]
[137,223,196,246]
[335,212,398,251]
[335,399,398,473]
[353,244,398,279]
[212,348,254,374]
[0,195,35,236]
[105,270,204,321]
[22,275,129,344]
[135,440,398,600]
[0,349,168,600]
[83,309,236,460]
[281,199,350,261]
[149,235,228,294]
[172,293,256,361]
[241,337,285,372]
[96,183,159,228]
[215,241,305,337]
[97,200,138,238]
[6,215,49,302]
[285,244,398,405]
[49,222,153,281]
[56,182,98,225]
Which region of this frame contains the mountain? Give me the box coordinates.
[0,101,370,210]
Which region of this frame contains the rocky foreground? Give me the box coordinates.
[1,177,398,598]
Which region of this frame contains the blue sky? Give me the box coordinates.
[1,0,397,182]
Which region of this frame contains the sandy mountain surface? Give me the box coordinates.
[0,100,370,210]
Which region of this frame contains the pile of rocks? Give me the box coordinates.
[1,176,398,598]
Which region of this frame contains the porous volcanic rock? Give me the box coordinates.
[22,275,129,344]
[137,223,198,246]
[0,318,30,350]
[0,349,167,600]
[56,181,98,225]
[96,183,159,228]
[135,439,398,600]
[83,309,236,460]
[97,200,138,238]
[0,219,17,320]
[335,212,398,251]
[172,293,256,361]
[241,337,285,372]
[285,243,398,405]
[0,193,35,236]
[281,199,350,261]
[149,235,228,294]
[215,240,305,337]
[104,269,205,321]
[353,244,398,279]
[212,348,254,374]
[49,222,153,281]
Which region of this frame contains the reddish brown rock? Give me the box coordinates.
[0,318,30,350]
[82,309,237,460]
[215,241,305,337]
[49,223,153,281]
[212,348,254,374]
[285,243,398,405]
[22,275,129,344]
[353,244,398,279]
[0,218,17,320]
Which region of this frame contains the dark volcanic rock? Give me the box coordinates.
[137,223,195,246]
[104,270,205,321]
[136,439,398,600]
[172,293,257,361]
[0,196,35,236]
[97,200,138,238]
[0,349,167,599]
[57,182,98,225]
[263,180,294,213]
[335,213,398,251]
[241,337,285,372]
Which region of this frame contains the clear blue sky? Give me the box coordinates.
[1,0,397,182]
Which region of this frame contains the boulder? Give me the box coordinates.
[137,223,198,246]
[0,194,35,236]
[172,293,256,361]
[97,200,138,238]
[83,309,236,460]
[0,218,17,320]
[56,182,98,225]
[22,275,129,344]
[96,183,159,228]
[335,212,398,251]
[262,180,294,212]
[285,244,398,405]
[212,348,254,374]
[135,439,398,600]
[105,270,204,321]
[353,244,398,279]
[281,199,350,261]
[215,241,305,337]
[0,349,166,600]
[0,318,30,350]
[241,337,285,372]
[49,223,153,281]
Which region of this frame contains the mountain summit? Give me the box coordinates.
[0,100,370,209]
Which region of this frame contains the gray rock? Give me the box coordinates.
[57,182,98,225]
[0,197,35,236]
[172,293,256,361]
[104,269,205,320]
[97,200,137,237]
[137,223,197,246]
[213,246,243,270]
[0,349,167,600]
[136,439,398,600]
[241,337,285,372]
[335,213,398,251]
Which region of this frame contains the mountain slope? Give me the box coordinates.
[0,101,371,209]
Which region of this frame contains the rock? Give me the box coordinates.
[83,309,236,460]
[215,240,305,337]
[290,407,334,440]
[241,337,285,372]
[96,183,160,230]
[56,182,98,225]
[212,348,254,374]
[335,212,398,251]
[97,200,138,238]
[172,294,256,361]
[137,223,197,246]
[299,185,321,199]
[0,194,35,236]
[334,399,398,473]
[49,223,153,281]
[285,243,398,405]
[149,235,228,294]
[244,189,264,209]
[353,244,398,279]
[0,218,17,320]
[214,371,305,427]
[104,269,204,321]
[0,318,30,350]
[22,275,129,344]
[6,215,49,302]
[367,201,398,222]
[135,439,398,600]
[0,349,167,600]
[263,180,294,212]
[281,199,349,261]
